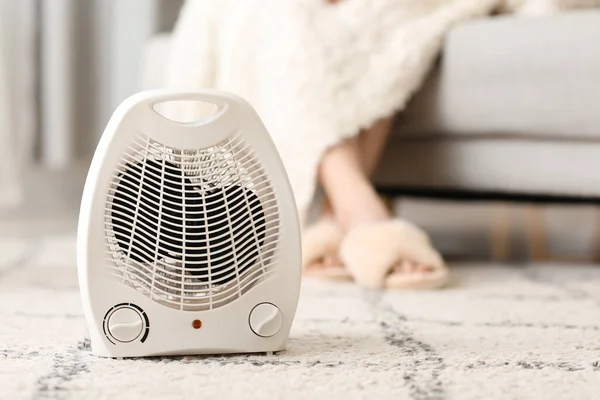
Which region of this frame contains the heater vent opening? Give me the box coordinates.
[152,100,220,124]
[104,132,280,311]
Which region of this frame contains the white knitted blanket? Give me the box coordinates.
[162,0,590,222]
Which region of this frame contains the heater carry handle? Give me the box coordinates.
[131,90,246,149]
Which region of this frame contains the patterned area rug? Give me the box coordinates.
[1,235,600,400]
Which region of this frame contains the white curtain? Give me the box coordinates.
[0,0,36,210]
[0,0,183,211]
[0,32,19,209]
[37,0,182,166]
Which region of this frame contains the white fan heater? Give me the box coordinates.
[77,90,302,358]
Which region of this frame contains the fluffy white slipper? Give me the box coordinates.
[301,221,352,281]
[339,219,447,289]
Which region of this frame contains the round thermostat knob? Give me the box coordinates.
[107,307,143,343]
[249,303,283,337]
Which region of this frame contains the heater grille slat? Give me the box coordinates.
[104,225,280,261]
[104,132,279,311]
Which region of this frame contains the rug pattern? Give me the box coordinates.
[1,235,600,399]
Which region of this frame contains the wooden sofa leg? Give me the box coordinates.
[590,207,600,262]
[525,205,548,261]
[491,203,511,261]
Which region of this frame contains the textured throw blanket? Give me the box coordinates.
[163,0,592,223]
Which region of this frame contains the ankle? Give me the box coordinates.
[336,190,391,231]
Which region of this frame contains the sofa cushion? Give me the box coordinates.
[396,11,600,139]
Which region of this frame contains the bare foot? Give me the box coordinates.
[320,163,443,287]
[315,127,446,288]
[336,182,391,230]
[393,260,435,274]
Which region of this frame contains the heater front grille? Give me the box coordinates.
[104,132,280,311]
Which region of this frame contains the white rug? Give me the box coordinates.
[1,235,600,400]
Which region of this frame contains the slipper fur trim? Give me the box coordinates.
[301,221,344,269]
[339,219,446,289]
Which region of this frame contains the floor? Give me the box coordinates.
[2,168,600,399]
[1,233,600,399]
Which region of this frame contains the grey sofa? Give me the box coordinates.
[374,11,600,203]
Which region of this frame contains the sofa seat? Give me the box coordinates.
[375,11,600,200]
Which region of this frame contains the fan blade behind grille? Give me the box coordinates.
[110,159,266,285]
